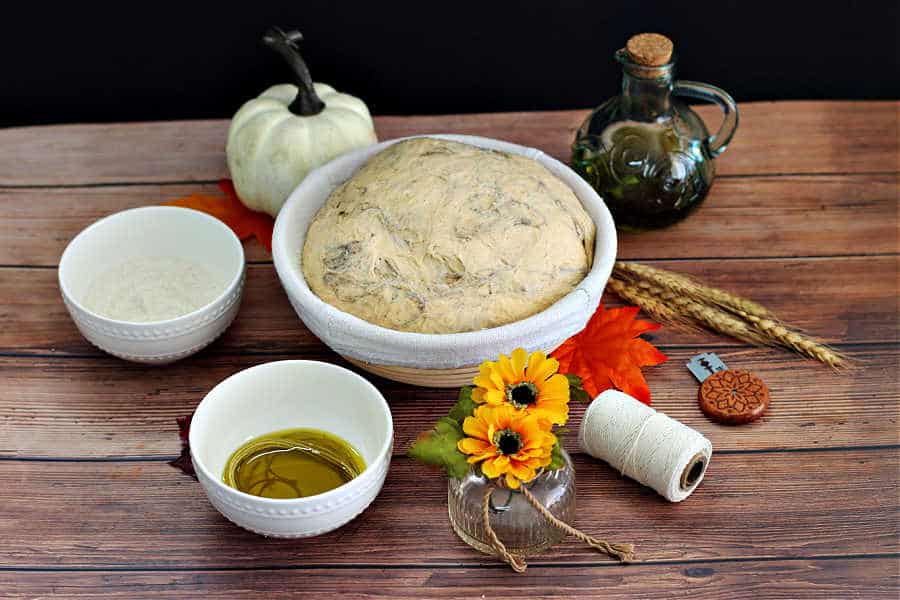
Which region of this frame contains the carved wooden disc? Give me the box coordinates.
[698,369,770,425]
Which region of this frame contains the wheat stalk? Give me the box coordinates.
[607,268,849,369]
[609,277,770,345]
[606,278,684,326]
[614,261,773,318]
[730,308,848,368]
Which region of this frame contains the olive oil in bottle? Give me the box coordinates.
[571,33,738,231]
[223,428,366,499]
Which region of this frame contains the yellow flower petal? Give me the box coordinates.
[473,374,499,392]
[505,472,521,489]
[509,461,535,482]
[479,448,500,460]
[486,404,514,429]
[492,455,510,469]
[458,437,490,455]
[478,361,495,377]
[483,389,506,405]
[462,416,489,440]
[510,348,528,380]
[537,374,570,401]
[489,371,506,392]
[471,388,486,404]
[481,457,502,479]
[527,352,559,383]
[496,354,518,384]
[530,404,568,426]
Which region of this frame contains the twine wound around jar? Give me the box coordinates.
[481,485,636,573]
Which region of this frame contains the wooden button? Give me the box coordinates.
[698,370,769,425]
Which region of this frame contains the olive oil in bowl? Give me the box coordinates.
[223,428,366,499]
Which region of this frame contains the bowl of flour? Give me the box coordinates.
[59,206,245,363]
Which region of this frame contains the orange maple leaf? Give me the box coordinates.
[163,179,274,251]
[551,305,668,404]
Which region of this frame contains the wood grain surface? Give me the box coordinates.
[2,174,897,267]
[0,101,897,598]
[2,558,896,600]
[2,256,897,357]
[1,452,897,568]
[0,346,896,459]
[0,102,897,187]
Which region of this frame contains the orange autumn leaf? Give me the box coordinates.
[551,305,667,404]
[163,179,274,252]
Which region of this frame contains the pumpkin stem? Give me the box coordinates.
[262,27,326,116]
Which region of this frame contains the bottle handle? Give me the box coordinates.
[673,80,739,158]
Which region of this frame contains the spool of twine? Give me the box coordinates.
[579,390,713,502]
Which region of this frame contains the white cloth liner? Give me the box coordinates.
[272,134,618,369]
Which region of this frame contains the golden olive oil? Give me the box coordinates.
[223,428,365,499]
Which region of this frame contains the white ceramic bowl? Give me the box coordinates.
[59,206,245,364]
[272,134,617,386]
[189,360,393,537]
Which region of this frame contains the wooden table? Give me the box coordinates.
[1,101,897,598]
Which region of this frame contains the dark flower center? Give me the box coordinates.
[506,382,538,408]
[493,429,522,455]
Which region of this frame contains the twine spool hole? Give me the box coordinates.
[680,452,707,491]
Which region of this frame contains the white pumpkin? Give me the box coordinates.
[226,28,377,217]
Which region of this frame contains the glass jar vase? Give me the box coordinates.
[447,448,576,556]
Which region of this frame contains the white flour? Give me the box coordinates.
[82,256,229,322]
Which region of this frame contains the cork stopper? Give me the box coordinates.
[625,33,674,66]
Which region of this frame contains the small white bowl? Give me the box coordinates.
[59,206,245,364]
[189,360,393,537]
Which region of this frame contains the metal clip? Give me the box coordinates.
[686,352,728,383]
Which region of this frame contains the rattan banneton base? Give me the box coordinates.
[342,344,560,387]
[342,356,482,388]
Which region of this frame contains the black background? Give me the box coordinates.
[3,1,898,127]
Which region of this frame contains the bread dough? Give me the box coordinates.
[302,138,596,333]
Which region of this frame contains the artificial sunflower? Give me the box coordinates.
[472,347,570,425]
[457,403,556,489]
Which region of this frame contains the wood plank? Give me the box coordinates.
[0,346,896,459]
[620,173,900,260]
[0,102,896,187]
[2,174,896,267]
[1,256,894,358]
[1,557,896,599]
[0,183,272,266]
[0,450,896,568]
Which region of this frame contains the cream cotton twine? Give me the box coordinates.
[579,390,713,502]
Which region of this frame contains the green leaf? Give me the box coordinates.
[565,374,592,403]
[571,387,591,404]
[548,440,565,470]
[447,386,478,425]
[547,427,570,471]
[407,417,471,479]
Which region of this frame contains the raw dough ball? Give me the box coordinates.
[302,138,596,333]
